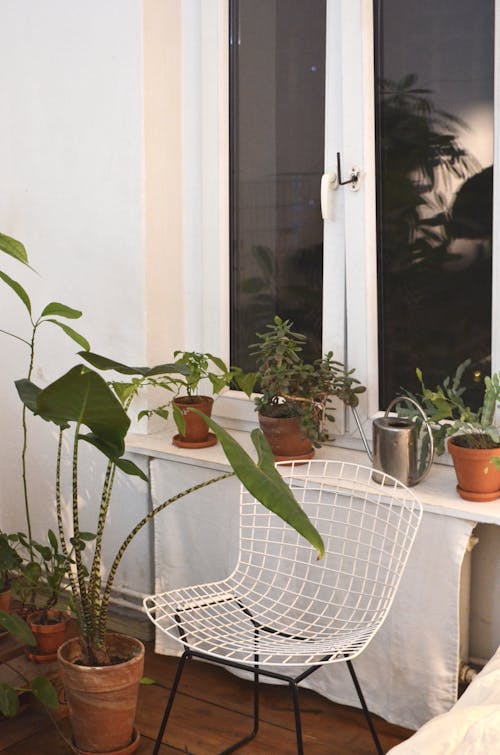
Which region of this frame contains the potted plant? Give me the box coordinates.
[407,360,500,501]
[0,610,59,717]
[0,533,23,613]
[251,316,365,461]
[170,350,255,448]
[12,530,91,662]
[17,357,323,754]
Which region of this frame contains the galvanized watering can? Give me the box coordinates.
[353,397,434,487]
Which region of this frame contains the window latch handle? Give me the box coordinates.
[336,152,362,191]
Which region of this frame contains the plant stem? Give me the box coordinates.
[56,428,82,624]
[20,321,38,555]
[88,461,115,611]
[95,471,233,644]
[71,419,92,636]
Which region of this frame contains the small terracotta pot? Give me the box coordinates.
[258,413,314,462]
[172,395,216,447]
[0,588,11,613]
[57,633,144,755]
[27,609,70,662]
[447,436,500,501]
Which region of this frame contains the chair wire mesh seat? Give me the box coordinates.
[144,460,423,754]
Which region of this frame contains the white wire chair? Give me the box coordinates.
[144,460,423,754]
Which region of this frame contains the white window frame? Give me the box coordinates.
[180,0,500,441]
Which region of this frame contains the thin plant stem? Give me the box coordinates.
[96,471,233,644]
[56,427,82,625]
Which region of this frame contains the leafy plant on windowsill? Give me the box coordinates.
[17,355,324,668]
[404,359,500,454]
[251,316,365,446]
[0,533,23,596]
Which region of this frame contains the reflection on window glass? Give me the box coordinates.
[229,0,326,370]
[375,0,494,407]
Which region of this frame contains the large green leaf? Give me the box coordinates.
[30,676,59,709]
[193,412,324,558]
[0,232,28,265]
[15,379,41,414]
[45,319,90,351]
[0,683,19,717]
[0,611,36,646]
[0,271,31,313]
[79,433,148,482]
[78,351,189,378]
[35,365,130,457]
[40,302,83,319]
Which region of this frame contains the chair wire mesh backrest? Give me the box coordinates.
[231,460,423,648]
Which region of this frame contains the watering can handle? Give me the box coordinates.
[384,396,434,484]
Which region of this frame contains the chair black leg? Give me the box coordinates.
[345,659,384,755]
[289,680,304,755]
[220,665,260,754]
[153,650,190,755]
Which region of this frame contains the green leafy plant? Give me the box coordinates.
[404,359,500,454]
[0,533,22,594]
[251,316,365,446]
[0,611,59,716]
[17,357,324,668]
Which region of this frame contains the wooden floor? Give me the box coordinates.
[0,639,414,754]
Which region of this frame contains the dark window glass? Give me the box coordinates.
[229,0,327,370]
[374,0,494,406]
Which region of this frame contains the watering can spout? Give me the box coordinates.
[351,398,434,487]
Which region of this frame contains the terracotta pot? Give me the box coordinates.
[258,413,314,462]
[26,609,70,662]
[447,436,500,502]
[172,395,216,447]
[0,588,11,613]
[57,633,144,755]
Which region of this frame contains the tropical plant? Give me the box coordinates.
[0,533,22,594]
[16,356,324,668]
[0,610,58,716]
[403,359,500,454]
[251,316,365,446]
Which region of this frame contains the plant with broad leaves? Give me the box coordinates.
[17,358,324,667]
[0,611,59,717]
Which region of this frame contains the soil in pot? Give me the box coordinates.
[57,633,144,755]
[258,413,315,462]
[447,436,500,502]
[172,395,216,448]
[26,609,70,663]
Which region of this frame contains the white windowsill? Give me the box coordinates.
[127,423,500,526]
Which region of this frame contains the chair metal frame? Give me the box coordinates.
[144,460,423,754]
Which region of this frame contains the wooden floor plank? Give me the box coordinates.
[0,641,414,754]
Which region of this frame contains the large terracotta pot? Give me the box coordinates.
[447,436,500,502]
[258,413,314,462]
[57,633,144,755]
[172,395,216,447]
[26,609,70,662]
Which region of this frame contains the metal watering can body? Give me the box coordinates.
[372,397,434,486]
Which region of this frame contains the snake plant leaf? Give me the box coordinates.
[0,232,28,265]
[0,683,20,717]
[40,302,83,319]
[78,351,189,378]
[0,270,31,314]
[78,433,148,482]
[191,411,325,558]
[30,676,59,709]
[36,365,129,457]
[44,319,90,351]
[0,611,36,646]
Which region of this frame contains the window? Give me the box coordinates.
[188,1,498,435]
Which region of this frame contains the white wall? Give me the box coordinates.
[0,0,183,595]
